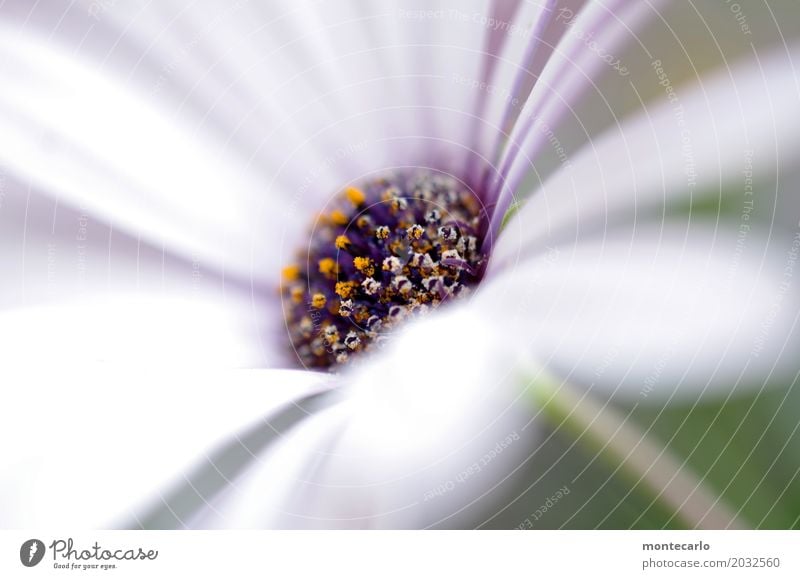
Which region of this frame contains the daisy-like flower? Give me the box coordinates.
[1,1,799,529]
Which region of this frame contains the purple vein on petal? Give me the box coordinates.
[480,0,570,194]
[484,0,659,255]
[465,0,523,185]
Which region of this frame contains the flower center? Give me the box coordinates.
[282,171,486,368]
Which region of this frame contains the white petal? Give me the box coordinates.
[491,42,800,267]
[487,0,641,208]
[0,1,546,281]
[480,0,587,173]
[0,294,266,367]
[0,367,331,527]
[0,178,282,367]
[0,27,291,282]
[217,307,539,528]
[477,223,800,401]
[489,0,799,209]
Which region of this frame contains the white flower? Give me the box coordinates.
[0,1,799,529]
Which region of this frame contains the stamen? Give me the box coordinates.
[345,186,366,206]
[281,264,300,282]
[311,293,327,309]
[335,235,350,250]
[318,258,338,277]
[331,210,349,226]
[282,171,486,368]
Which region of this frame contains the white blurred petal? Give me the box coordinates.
[0,294,265,367]
[217,308,538,528]
[488,0,650,211]
[491,42,800,268]
[0,367,331,527]
[0,0,535,283]
[0,178,282,367]
[477,223,800,400]
[0,25,299,282]
[490,1,800,213]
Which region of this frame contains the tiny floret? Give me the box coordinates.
[407,224,424,239]
[282,171,485,368]
[335,235,351,249]
[331,210,349,225]
[311,293,327,308]
[345,186,366,206]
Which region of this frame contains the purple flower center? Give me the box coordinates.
[281,171,487,368]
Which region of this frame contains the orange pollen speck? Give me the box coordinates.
[345,186,366,206]
[290,286,304,303]
[335,281,357,298]
[353,256,374,276]
[311,293,327,308]
[331,210,348,226]
[281,264,300,281]
[318,257,338,277]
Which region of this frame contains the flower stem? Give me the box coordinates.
[528,371,746,529]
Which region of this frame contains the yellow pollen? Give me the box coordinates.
[345,186,366,206]
[335,281,357,298]
[353,256,375,276]
[318,257,338,277]
[311,293,327,308]
[335,235,350,249]
[331,210,349,226]
[281,264,300,281]
[290,286,304,303]
[376,226,389,240]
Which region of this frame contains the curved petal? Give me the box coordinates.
[490,41,800,270]
[0,177,281,367]
[0,0,541,286]
[215,308,540,528]
[0,24,295,283]
[476,222,800,401]
[0,367,332,528]
[488,1,800,229]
